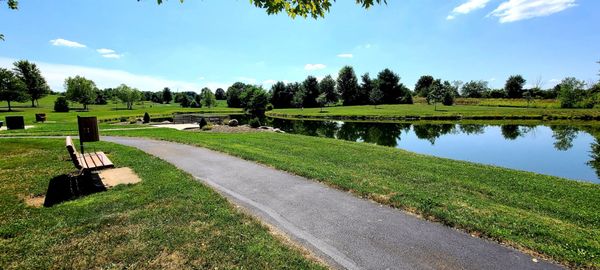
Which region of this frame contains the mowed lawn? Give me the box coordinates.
[104,128,600,268]
[267,103,600,120]
[0,139,324,269]
[0,95,240,124]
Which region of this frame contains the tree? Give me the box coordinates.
[337,66,359,106]
[427,80,445,111]
[442,81,455,106]
[369,86,384,108]
[226,82,246,108]
[0,68,27,111]
[162,87,173,104]
[53,96,70,112]
[316,93,328,112]
[375,68,408,104]
[292,87,306,109]
[200,87,217,108]
[301,76,320,107]
[215,88,226,100]
[461,80,489,98]
[319,75,338,106]
[558,77,586,108]
[241,86,269,116]
[270,81,291,108]
[414,75,434,97]
[115,84,142,110]
[151,92,163,103]
[64,76,97,111]
[505,75,526,98]
[359,73,374,105]
[179,95,192,108]
[12,60,50,107]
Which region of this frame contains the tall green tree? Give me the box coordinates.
[215,88,226,100]
[270,81,293,108]
[162,87,173,104]
[116,84,142,110]
[226,82,246,108]
[65,76,97,111]
[505,75,526,98]
[427,80,445,111]
[13,60,50,107]
[414,75,434,97]
[369,86,384,108]
[558,77,586,108]
[337,66,359,106]
[318,75,338,106]
[200,87,217,108]
[359,73,374,105]
[301,76,320,107]
[461,80,489,98]
[0,68,27,111]
[375,68,407,104]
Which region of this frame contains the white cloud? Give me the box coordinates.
[101,53,122,59]
[447,0,491,20]
[489,0,577,23]
[304,63,326,71]
[262,79,277,85]
[337,53,353,58]
[96,48,115,54]
[0,57,229,92]
[49,38,86,48]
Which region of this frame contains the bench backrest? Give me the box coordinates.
[66,136,82,169]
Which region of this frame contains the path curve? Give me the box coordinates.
[99,136,562,270]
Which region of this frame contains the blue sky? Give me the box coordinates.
[1,0,598,92]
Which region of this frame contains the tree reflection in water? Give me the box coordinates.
[265,117,600,180]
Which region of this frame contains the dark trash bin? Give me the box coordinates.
[5,116,25,130]
[35,113,46,122]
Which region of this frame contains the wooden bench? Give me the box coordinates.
[66,136,114,171]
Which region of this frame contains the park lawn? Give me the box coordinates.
[0,139,324,270]
[0,95,239,124]
[103,128,600,268]
[267,103,600,121]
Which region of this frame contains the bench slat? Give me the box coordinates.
[66,136,113,171]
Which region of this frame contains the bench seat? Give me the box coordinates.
[66,136,114,171]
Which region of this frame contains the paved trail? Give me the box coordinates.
[103,137,560,269]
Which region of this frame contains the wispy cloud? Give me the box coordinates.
[101,53,122,59]
[96,48,115,54]
[0,57,229,92]
[304,63,326,71]
[489,0,577,23]
[337,53,353,58]
[447,0,491,20]
[49,38,86,48]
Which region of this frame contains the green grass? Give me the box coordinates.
[0,138,324,269]
[103,128,600,268]
[0,95,239,124]
[267,103,600,121]
[413,97,562,109]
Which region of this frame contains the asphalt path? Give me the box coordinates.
[101,136,561,270]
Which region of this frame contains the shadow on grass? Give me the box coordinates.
[0,109,25,113]
[44,173,106,207]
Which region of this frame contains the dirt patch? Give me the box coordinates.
[24,195,45,208]
[99,167,142,188]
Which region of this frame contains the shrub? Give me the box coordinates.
[143,112,150,124]
[266,104,274,111]
[199,117,208,128]
[201,124,213,131]
[119,116,128,122]
[249,117,261,128]
[53,97,70,112]
[442,91,454,106]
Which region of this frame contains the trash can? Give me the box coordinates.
[35,113,46,122]
[5,116,25,130]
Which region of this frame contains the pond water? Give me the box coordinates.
[259,117,600,184]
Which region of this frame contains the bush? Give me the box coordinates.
[53,97,70,112]
[266,104,274,111]
[201,124,213,131]
[143,112,150,124]
[119,116,128,122]
[442,91,454,106]
[199,117,208,128]
[249,117,261,128]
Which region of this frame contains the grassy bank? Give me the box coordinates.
[103,128,600,268]
[0,95,241,124]
[0,139,324,269]
[267,104,600,121]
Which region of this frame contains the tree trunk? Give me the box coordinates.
[7,100,12,112]
[31,99,35,107]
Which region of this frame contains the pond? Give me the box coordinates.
[258,117,600,184]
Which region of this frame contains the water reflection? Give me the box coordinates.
[265,117,600,183]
